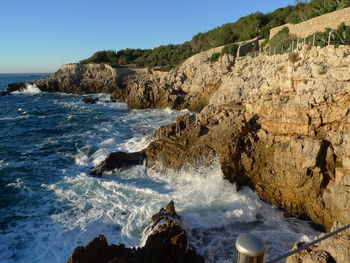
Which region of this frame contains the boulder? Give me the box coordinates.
[67,201,204,263]
[91,151,146,176]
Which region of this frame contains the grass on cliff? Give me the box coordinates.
[80,0,350,70]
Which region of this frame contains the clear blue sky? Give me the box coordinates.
[0,0,295,73]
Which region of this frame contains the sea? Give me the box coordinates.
[0,73,320,263]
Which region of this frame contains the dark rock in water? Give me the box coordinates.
[0,91,10,96]
[82,97,99,104]
[6,82,26,93]
[91,151,146,176]
[67,201,204,263]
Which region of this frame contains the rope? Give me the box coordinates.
[267,224,350,263]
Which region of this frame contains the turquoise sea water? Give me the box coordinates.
[0,74,319,263]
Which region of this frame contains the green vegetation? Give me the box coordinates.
[266,26,297,54]
[80,0,350,70]
[207,53,221,63]
[265,22,350,55]
[135,44,194,71]
[292,0,350,23]
[221,43,239,57]
[80,49,147,67]
[314,22,350,46]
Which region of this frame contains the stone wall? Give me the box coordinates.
[270,7,350,39]
[236,37,260,57]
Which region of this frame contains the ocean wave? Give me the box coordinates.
[13,84,42,94]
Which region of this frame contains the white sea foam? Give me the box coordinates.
[16,84,42,94]
[33,161,318,263]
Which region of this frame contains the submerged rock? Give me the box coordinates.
[82,97,99,104]
[67,201,204,263]
[91,151,146,176]
[0,91,10,96]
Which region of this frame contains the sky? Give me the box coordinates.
[0,0,295,73]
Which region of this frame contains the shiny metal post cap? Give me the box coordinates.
[235,233,266,256]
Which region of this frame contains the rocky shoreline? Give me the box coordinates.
[6,44,350,262]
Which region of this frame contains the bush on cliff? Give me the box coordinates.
[291,0,350,23]
[80,49,147,67]
[221,43,239,57]
[313,22,350,47]
[267,26,297,54]
[135,43,194,71]
[207,52,220,63]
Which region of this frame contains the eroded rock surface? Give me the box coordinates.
[67,201,204,263]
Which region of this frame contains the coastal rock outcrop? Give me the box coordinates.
[67,201,204,263]
[6,47,233,113]
[6,64,120,94]
[8,42,350,255]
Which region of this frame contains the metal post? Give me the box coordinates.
[313,33,316,46]
[235,234,266,263]
[292,41,294,51]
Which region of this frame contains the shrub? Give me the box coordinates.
[268,27,297,54]
[207,53,221,63]
[221,43,239,57]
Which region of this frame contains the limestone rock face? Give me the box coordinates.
[67,201,204,263]
[208,45,350,230]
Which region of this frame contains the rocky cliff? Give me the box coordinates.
[7,43,350,261]
[86,44,349,232]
